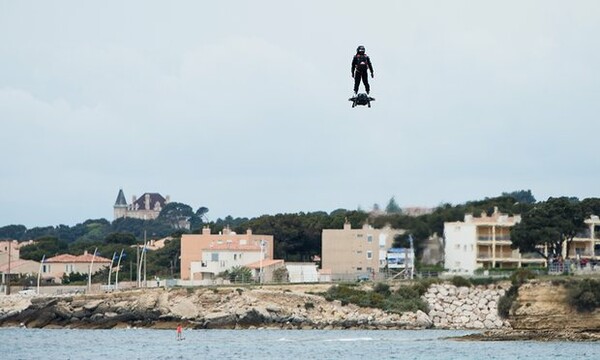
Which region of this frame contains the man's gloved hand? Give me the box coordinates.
[371,72,374,78]
[351,72,355,78]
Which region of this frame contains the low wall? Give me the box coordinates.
[424,283,511,329]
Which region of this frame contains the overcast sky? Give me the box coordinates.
[1,1,599,228]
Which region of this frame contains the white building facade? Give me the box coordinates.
[444,208,546,275]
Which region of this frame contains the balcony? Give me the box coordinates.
[477,235,512,243]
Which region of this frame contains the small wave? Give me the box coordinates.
[323,337,374,342]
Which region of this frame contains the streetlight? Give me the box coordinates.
[87,248,98,293]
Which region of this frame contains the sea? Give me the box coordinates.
[2,328,599,360]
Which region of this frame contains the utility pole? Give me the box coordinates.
[108,251,116,287]
[115,249,124,290]
[136,241,140,287]
[6,242,11,295]
[87,248,97,293]
[37,254,45,295]
[143,230,147,287]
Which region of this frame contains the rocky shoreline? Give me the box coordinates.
[0,286,433,330]
[1,281,598,341]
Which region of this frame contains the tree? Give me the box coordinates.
[511,197,585,259]
[0,224,27,240]
[19,236,69,261]
[385,197,402,214]
[581,198,600,218]
[145,237,181,278]
[196,207,209,220]
[158,202,194,229]
[225,266,253,283]
[272,267,289,283]
[104,232,137,245]
[502,190,536,204]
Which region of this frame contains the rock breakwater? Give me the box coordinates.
[423,283,511,330]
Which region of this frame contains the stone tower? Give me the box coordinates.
[114,189,128,220]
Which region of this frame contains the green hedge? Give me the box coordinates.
[323,283,428,314]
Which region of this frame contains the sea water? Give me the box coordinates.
[2,328,599,360]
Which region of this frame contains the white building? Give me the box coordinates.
[285,262,319,283]
[444,208,545,275]
[190,242,264,281]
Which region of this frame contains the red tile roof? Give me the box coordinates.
[46,253,111,263]
[0,259,40,272]
[245,259,284,269]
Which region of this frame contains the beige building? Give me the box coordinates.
[43,251,112,283]
[444,208,546,275]
[0,240,36,265]
[114,189,170,221]
[568,215,600,260]
[246,259,286,283]
[321,221,404,281]
[180,226,274,280]
[0,240,40,281]
[0,258,41,284]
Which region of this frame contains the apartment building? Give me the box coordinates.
[180,226,274,280]
[321,221,404,281]
[568,215,600,260]
[192,243,264,280]
[444,208,546,274]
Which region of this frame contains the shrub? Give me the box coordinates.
[412,278,438,295]
[450,276,472,288]
[304,302,315,310]
[373,282,391,296]
[566,279,600,312]
[498,284,519,318]
[470,277,496,286]
[322,284,427,314]
[273,267,289,283]
[510,268,536,286]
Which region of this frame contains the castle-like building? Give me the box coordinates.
[113,189,170,221]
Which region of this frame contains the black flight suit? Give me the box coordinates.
[351,53,374,94]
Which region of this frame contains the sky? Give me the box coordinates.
[1,1,600,228]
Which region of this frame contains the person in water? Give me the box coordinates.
[176,323,183,340]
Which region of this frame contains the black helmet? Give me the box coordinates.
[357,45,365,54]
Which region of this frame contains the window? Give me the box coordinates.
[357,267,363,271]
[234,254,237,260]
[367,235,373,243]
[357,234,363,238]
[356,250,363,254]
[211,253,219,262]
[367,251,373,259]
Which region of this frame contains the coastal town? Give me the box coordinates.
[1,189,600,341]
